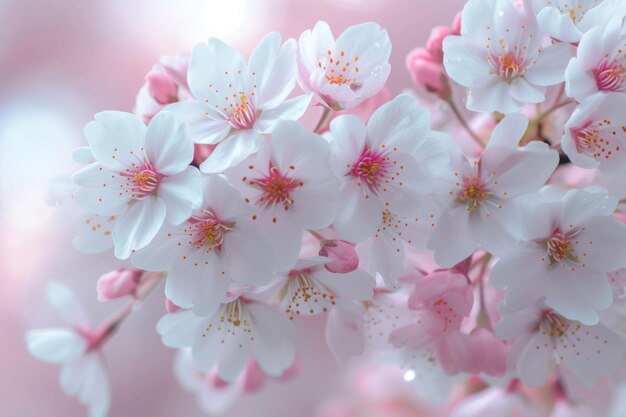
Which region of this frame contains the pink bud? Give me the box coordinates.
[165,297,181,313]
[319,240,359,274]
[406,48,451,99]
[97,269,141,301]
[426,25,452,60]
[145,70,178,105]
[452,12,462,35]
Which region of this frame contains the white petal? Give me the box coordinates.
[144,111,194,175]
[158,166,202,224]
[536,6,582,43]
[428,205,478,268]
[560,189,618,227]
[130,226,179,271]
[25,329,86,363]
[333,182,382,242]
[254,94,312,133]
[112,197,166,259]
[200,130,260,174]
[517,333,553,387]
[315,267,375,302]
[524,43,574,86]
[157,310,198,348]
[466,79,523,114]
[564,58,598,102]
[222,226,274,285]
[84,111,146,171]
[72,163,130,216]
[575,216,626,272]
[47,282,90,328]
[325,308,365,362]
[163,101,231,145]
[442,36,492,88]
[509,77,546,103]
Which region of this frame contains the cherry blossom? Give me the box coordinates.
[25,283,110,417]
[491,188,626,325]
[72,111,202,259]
[131,174,274,316]
[450,386,544,417]
[496,304,626,387]
[565,16,626,102]
[297,21,391,110]
[157,291,297,382]
[562,92,626,172]
[428,114,559,267]
[443,0,575,113]
[224,120,339,271]
[166,32,311,173]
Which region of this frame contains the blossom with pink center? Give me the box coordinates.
[532,0,622,43]
[224,120,339,271]
[157,290,296,382]
[131,174,275,316]
[443,0,575,113]
[491,188,626,325]
[495,304,626,387]
[565,16,626,102]
[72,111,202,259]
[428,114,559,267]
[297,21,391,110]
[25,283,110,417]
[134,53,192,123]
[562,93,626,172]
[271,257,375,320]
[166,33,312,173]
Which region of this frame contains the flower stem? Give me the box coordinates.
[445,97,484,148]
[475,254,492,329]
[314,107,332,133]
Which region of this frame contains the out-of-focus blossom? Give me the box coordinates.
[166,33,311,173]
[132,174,274,316]
[406,48,451,99]
[443,0,574,113]
[72,111,202,259]
[428,114,559,267]
[496,303,626,387]
[297,22,391,110]
[225,120,339,271]
[565,16,626,102]
[532,0,623,43]
[562,93,626,172]
[449,387,543,417]
[25,283,110,417]
[134,53,192,123]
[491,188,626,325]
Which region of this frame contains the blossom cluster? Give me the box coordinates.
[28,1,626,416]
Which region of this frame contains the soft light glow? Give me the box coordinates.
[403,369,416,382]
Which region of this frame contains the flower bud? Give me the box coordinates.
[426,25,452,60]
[452,12,462,35]
[319,240,359,274]
[145,70,178,105]
[406,48,451,99]
[97,269,141,301]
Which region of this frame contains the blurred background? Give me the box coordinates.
[0,1,463,415]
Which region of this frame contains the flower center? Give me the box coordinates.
[546,232,574,263]
[282,270,336,319]
[121,161,162,199]
[539,310,570,338]
[319,50,361,89]
[458,177,488,212]
[228,94,257,129]
[571,120,621,160]
[497,53,524,81]
[187,210,232,253]
[351,147,392,192]
[250,164,303,210]
[594,58,626,92]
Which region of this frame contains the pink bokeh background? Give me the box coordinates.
[0,1,463,415]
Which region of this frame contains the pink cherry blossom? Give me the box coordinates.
[443,0,575,113]
[491,188,626,325]
[72,111,202,259]
[297,21,391,110]
[96,269,141,301]
[166,33,312,173]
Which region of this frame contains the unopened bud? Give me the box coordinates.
[97,269,141,301]
[319,240,359,274]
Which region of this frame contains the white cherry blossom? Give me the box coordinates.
[443,0,575,113]
[297,21,391,110]
[132,174,274,316]
[166,32,312,173]
[224,120,339,271]
[25,283,110,417]
[491,188,626,325]
[72,111,202,259]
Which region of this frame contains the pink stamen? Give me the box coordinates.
[351,146,392,192]
[249,164,303,210]
[594,58,626,92]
